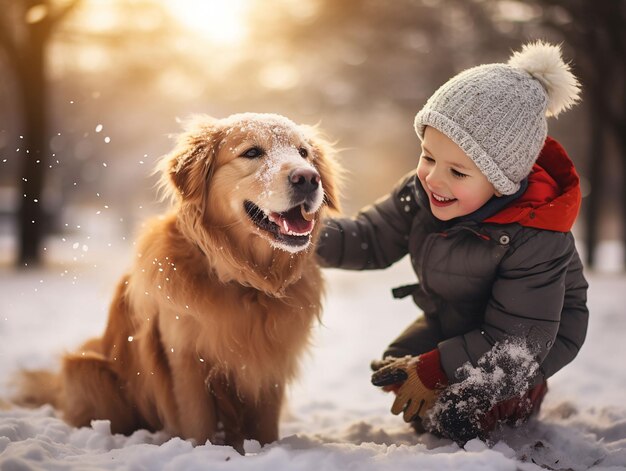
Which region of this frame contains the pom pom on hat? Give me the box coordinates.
[508,41,581,117]
[414,41,581,195]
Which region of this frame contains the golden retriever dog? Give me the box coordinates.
[14,113,340,452]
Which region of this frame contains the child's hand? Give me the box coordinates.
[371,350,448,422]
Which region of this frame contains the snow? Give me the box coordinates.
[427,338,540,443]
[1,242,625,470]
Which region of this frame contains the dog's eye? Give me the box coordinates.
[298,148,308,158]
[241,147,264,159]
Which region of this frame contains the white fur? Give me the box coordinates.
[508,41,581,117]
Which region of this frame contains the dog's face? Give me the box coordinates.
[161,113,339,253]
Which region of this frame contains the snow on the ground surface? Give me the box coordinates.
[1,241,625,470]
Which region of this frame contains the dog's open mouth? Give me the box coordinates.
[244,201,316,248]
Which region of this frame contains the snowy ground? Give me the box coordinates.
[1,237,625,470]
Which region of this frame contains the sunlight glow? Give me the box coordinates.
[165,0,251,45]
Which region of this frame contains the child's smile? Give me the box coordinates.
[429,191,457,207]
[417,127,499,221]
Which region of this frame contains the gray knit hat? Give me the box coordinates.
[414,41,581,195]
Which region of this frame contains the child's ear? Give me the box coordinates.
[495,190,503,197]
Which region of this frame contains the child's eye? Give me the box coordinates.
[451,168,468,178]
[421,155,435,164]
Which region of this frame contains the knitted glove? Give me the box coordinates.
[371,349,448,422]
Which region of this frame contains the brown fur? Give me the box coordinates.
[13,113,340,451]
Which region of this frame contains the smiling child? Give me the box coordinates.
[317,41,589,443]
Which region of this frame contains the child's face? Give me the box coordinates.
[417,127,499,221]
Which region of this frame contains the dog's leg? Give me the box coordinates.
[243,383,284,446]
[208,373,245,453]
[58,275,145,434]
[168,355,218,445]
[61,351,140,434]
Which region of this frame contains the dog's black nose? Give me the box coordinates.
[289,168,320,195]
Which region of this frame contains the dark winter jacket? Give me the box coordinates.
[317,137,589,385]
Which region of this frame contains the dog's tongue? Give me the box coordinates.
[269,206,314,235]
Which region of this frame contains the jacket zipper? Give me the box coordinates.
[417,233,438,295]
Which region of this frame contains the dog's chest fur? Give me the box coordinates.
[127,217,322,397]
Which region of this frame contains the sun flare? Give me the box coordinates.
[165,0,251,44]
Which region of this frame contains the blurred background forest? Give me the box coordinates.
[0,0,625,271]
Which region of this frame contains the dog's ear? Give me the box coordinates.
[302,126,342,214]
[158,116,223,204]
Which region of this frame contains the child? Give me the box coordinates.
[317,42,589,443]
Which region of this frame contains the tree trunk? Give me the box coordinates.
[583,106,603,268]
[619,128,626,268]
[17,20,48,267]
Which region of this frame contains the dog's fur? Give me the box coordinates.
[14,113,340,451]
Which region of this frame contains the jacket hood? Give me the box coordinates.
[484,137,582,232]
